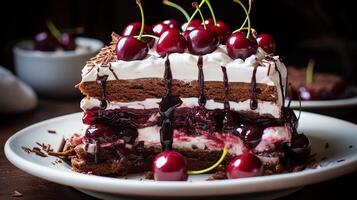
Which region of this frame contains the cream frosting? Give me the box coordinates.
[81,45,287,111]
[80,97,282,118]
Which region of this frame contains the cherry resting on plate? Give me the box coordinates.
[152,150,188,181]
[226,152,263,179]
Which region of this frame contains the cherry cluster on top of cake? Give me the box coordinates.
[116,0,276,62]
[33,20,82,51]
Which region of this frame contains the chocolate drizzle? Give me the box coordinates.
[274,62,285,108]
[158,55,182,151]
[96,74,109,109]
[197,56,206,107]
[250,66,260,110]
[221,66,230,111]
[108,64,119,80]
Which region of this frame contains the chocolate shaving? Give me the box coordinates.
[349,145,353,149]
[12,190,23,197]
[47,130,56,134]
[21,146,32,154]
[337,159,345,163]
[143,171,153,180]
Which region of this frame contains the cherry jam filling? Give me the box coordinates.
[82,106,309,163]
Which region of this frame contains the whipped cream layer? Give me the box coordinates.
[81,97,282,119]
[81,46,287,107]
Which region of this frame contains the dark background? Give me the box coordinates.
[1,0,356,82]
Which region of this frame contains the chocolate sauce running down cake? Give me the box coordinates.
[62,31,310,177]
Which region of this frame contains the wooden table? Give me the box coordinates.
[1,98,356,199]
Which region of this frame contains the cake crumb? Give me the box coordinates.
[12,190,23,197]
[48,130,57,134]
[21,146,32,154]
[337,159,345,163]
[349,145,353,149]
[144,171,153,180]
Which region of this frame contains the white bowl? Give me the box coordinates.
[13,37,103,98]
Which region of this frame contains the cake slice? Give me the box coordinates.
[64,0,311,179]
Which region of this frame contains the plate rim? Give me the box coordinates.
[289,96,357,109]
[4,111,357,196]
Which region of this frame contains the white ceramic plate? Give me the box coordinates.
[5,112,357,198]
[288,96,357,109]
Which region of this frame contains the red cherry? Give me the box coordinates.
[226,152,263,179]
[186,27,219,55]
[163,19,182,30]
[257,34,276,54]
[152,22,171,36]
[226,31,258,59]
[207,22,231,44]
[115,36,148,61]
[121,22,155,48]
[290,133,311,159]
[156,29,187,57]
[203,18,214,26]
[184,19,202,31]
[152,150,188,181]
[33,32,58,51]
[59,33,76,51]
[299,86,316,100]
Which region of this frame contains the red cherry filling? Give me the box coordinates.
[59,32,76,50]
[226,31,257,59]
[115,36,148,61]
[226,152,263,179]
[257,33,276,54]
[186,27,219,55]
[156,29,187,57]
[152,150,188,181]
[152,22,171,36]
[33,32,58,51]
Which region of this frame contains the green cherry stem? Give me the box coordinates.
[134,34,159,40]
[233,0,251,38]
[236,0,252,32]
[204,0,217,26]
[136,0,145,40]
[188,146,228,175]
[46,20,61,39]
[163,0,190,21]
[306,59,315,85]
[185,0,205,31]
[192,2,207,29]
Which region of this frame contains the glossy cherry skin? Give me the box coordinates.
[156,29,187,57]
[203,18,214,26]
[256,33,276,54]
[226,152,263,179]
[59,33,76,50]
[183,19,202,32]
[186,27,219,55]
[290,133,311,159]
[152,150,188,181]
[299,86,316,100]
[121,22,155,48]
[207,22,231,44]
[226,32,258,59]
[33,32,58,51]
[115,36,148,61]
[152,22,171,36]
[235,122,264,148]
[163,19,182,30]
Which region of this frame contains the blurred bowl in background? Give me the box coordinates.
[13,37,103,98]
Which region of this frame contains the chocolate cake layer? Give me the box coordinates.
[79,79,278,103]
